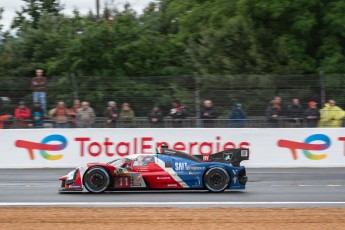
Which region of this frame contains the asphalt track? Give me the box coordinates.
[0,168,344,207]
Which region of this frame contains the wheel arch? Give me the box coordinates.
[202,166,231,192]
[202,166,231,184]
[83,166,113,193]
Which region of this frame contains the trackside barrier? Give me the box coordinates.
[0,128,345,168]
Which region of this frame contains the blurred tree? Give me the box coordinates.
[12,0,62,29]
[0,0,344,115]
[0,7,3,33]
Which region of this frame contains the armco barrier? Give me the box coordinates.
[1,128,345,168]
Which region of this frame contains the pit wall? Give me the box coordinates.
[1,128,344,168]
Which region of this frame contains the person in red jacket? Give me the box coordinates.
[0,97,14,129]
[14,101,31,128]
[69,99,81,128]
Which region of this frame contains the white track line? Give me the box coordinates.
[0,202,345,206]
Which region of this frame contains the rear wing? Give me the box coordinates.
[194,148,249,167]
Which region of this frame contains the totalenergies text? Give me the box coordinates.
[74,136,250,157]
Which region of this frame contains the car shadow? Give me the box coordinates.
[59,190,246,195]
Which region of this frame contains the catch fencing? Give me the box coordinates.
[2,117,344,129]
[2,74,345,118]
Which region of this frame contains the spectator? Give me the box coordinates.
[229,103,247,128]
[76,101,95,128]
[287,98,304,127]
[319,99,345,127]
[49,101,70,128]
[169,100,187,127]
[14,101,31,128]
[274,96,282,102]
[32,69,47,113]
[120,103,135,127]
[69,99,81,128]
[319,103,330,128]
[31,101,45,128]
[272,96,283,114]
[104,101,119,128]
[0,97,14,129]
[200,100,218,127]
[148,105,164,127]
[304,101,320,128]
[266,100,282,127]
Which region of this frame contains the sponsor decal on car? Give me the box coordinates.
[163,150,176,154]
[132,183,142,186]
[175,162,188,171]
[203,155,210,161]
[188,171,201,175]
[186,166,205,170]
[69,185,82,189]
[223,151,233,162]
[241,149,249,157]
[167,184,177,187]
[157,176,171,180]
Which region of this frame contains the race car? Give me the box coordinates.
[59,146,249,193]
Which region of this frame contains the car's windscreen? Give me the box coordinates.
[133,155,155,166]
[107,159,120,165]
[107,158,130,168]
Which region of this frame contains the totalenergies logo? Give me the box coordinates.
[15,134,67,160]
[277,134,331,160]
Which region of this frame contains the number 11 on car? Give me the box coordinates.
[115,176,130,188]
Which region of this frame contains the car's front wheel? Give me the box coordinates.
[204,167,230,192]
[83,167,110,193]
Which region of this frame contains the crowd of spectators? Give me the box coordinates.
[1,70,345,129]
[1,95,344,128]
[265,97,345,128]
[0,99,96,129]
[0,97,187,128]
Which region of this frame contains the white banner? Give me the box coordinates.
[1,128,345,168]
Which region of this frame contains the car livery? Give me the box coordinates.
[59,146,249,193]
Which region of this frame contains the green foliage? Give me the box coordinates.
[0,0,344,116]
[12,0,62,28]
[0,8,3,32]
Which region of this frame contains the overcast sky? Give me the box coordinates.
[0,0,155,30]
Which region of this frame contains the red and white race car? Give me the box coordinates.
[59,146,249,193]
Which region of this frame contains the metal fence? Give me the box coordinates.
[2,117,344,129]
[2,74,345,120]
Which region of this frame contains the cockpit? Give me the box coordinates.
[107,155,156,168]
[133,155,155,166]
[107,158,132,168]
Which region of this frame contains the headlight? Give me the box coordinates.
[66,170,76,181]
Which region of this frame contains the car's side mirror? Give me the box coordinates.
[124,164,132,170]
[122,162,132,170]
[165,162,172,168]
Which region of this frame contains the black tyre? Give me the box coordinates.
[83,167,110,193]
[204,167,230,192]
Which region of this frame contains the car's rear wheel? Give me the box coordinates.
[83,167,110,193]
[204,167,230,192]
